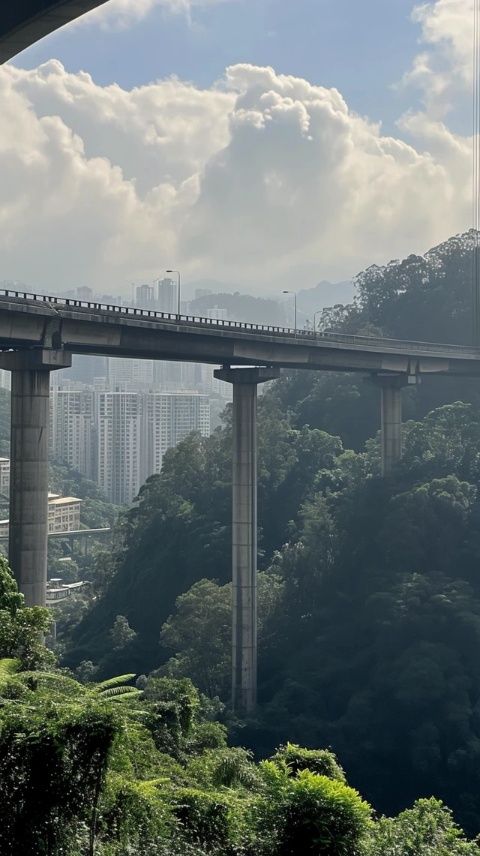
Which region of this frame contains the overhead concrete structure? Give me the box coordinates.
[0,1,110,63]
[215,367,280,713]
[0,291,479,375]
[0,349,71,606]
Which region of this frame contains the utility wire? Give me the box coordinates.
[473,0,480,343]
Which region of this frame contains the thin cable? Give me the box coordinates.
[474,0,480,343]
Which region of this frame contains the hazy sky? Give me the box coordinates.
[1,0,474,294]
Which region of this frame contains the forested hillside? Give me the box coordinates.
[65,230,480,833]
[2,556,479,855]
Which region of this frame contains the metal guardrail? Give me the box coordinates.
[0,288,477,357]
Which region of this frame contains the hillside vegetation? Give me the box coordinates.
[1,555,480,855]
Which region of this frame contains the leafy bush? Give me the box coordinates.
[271,743,345,782]
[0,698,117,856]
[100,774,171,850]
[187,720,228,754]
[187,747,260,790]
[0,556,54,669]
[256,763,371,856]
[172,787,233,849]
[365,798,480,855]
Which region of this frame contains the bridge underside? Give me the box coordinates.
[0,0,110,63]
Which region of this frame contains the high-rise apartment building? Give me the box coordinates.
[157,277,176,314]
[108,358,154,389]
[135,283,155,308]
[144,392,210,474]
[50,388,96,479]
[97,391,144,506]
[97,391,210,504]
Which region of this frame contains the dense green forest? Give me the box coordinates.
[1,555,479,855]
[60,231,480,836]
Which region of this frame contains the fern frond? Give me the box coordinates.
[99,685,142,699]
[92,674,136,693]
[19,671,86,697]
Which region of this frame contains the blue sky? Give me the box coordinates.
[14,0,426,134]
[0,0,473,294]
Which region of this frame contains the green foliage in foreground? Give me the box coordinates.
[1,560,479,856]
[364,799,480,856]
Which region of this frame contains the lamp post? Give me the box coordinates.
[282,290,297,331]
[166,269,181,316]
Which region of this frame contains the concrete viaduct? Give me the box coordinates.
[1,2,480,711]
[1,290,480,711]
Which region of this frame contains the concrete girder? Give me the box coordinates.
[0,296,479,375]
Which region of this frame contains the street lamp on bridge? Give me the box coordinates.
[282,290,297,331]
[166,269,181,316]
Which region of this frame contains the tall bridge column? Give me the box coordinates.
[372,374,412,476]
[0,349,72,605]
[215,366,279,713]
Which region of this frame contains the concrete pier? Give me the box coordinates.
[215,366,279,713]
[372,375,407,476]
[0,350,71,605]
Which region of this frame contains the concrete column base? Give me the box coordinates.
[0,349,72,605]
[215,366,279,713]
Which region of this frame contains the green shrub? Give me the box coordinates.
[173,787,232,849]
[256,764,371,856]
[271,744,346,782]
[0,698,117,856]
[144,677,199,734]
[187,747,260,790]
[100,774,171,849]
[365,797,480,855]
[187,720,228,754]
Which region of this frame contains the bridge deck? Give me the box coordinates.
[0,289,479,376]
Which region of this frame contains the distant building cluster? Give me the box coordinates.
[50,371,212,505]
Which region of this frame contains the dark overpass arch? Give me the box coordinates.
[0,0,110,63]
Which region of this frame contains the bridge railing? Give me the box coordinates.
[0,288,477,356]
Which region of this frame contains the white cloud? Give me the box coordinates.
[403,0,473,115]
[78,0,233,30]
[182,64,471,285]
[0,61,472,295]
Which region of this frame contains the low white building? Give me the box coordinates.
[0,493,82,538]
[47,495,82,533]
[0,458,10,496]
